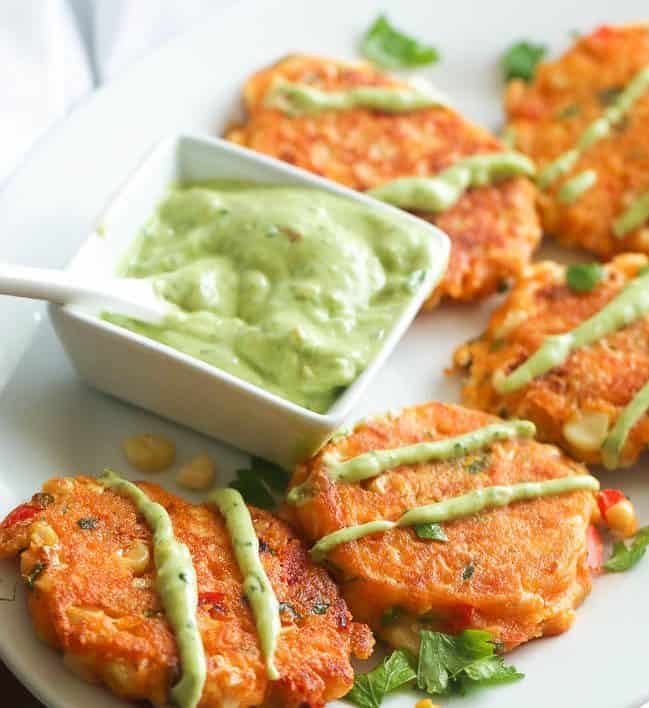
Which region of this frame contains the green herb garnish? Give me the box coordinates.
[32,492,54,509]
[604,526,649,572]
[414,523,448,542]
[77,517,99,530]
[346,649,416,707]
[361,14,439,70]
[502,41,546,82]
[250,456,291,494]
[417,629,523,695]
[555,103,580,119]
[229,457,290,510]
[598,86,622,106]
[380,605,403,626]
[462,562,475,581]
[566,263,604,293]
[279,602,301,619]
[462,452,491,474]
[26,562,46,589]
[312,602,330,615]
[229,469,277,510]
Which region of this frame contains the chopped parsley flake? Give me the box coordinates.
[566,263,604,293]
[462,562,475,581]
[77,517,99,530]
[361,14,439,70]
[502,40,546,82]
[414,523,448,542]
[604,526,649,572]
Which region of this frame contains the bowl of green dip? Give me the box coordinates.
[49,134,449,467]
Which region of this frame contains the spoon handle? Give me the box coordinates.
[0,263,85,305]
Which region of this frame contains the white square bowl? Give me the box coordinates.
[49,134,450,468]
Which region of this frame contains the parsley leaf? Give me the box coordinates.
[229,457,290,510]
[414,523,448,542]
[417,629,523,696]
[502,41,546,82]
[604,526,649,572]
[250,456,291,494]
[361,15,439,70]
[229,468,276,510]
[566,263,604,293]
[346,650,416,707]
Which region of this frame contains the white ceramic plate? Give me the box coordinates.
[1,1,648,707]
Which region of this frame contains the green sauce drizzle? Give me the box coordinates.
[287,420,535,505]
[310,476,599,561]
[614,191,649,238]
[209,488,281,680]
[538,65,649,189]
[264,77,446,116]
[602,379,649,469]
[99,471,205,708]
[494,268,649,395]
[366,152,535,213]
[558,169,597,204]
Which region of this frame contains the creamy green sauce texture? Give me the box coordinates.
[558,169,597,204]
[107,182,438,413]
[538,65,649,189]
[264,77,446,116]
[602,380,649,469]
[99,471,206,708]
[287,420,535,504]
[209,488,281,680]
[366,152,535,213]
[494,268,649,395]
[614,191,649,238]
[309,476,599,561]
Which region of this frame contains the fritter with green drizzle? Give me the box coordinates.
[285,402,599,653]
[505,23,649,257]
[0,476,373,707]
[454,254,649,468]
[226,54,541,305]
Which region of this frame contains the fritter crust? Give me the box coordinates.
[285,402,597,652]
[0,477,373,707]
[505,23,649,257]
[227,54,541,305]
[454,253,649,466]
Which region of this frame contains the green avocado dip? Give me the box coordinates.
[106,182,439,413]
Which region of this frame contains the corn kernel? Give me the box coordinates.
[119,540,151,574]
[122,434,175,473]
[605,499,638,539]
[30,521,59,547]
[176,454,216,491]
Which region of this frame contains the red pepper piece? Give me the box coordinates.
[586,524,603,573]
[597,489,626,518]
[1,503,39,529]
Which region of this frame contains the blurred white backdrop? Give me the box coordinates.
[0,0,227,185]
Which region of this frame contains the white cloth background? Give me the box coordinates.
[0,0,221,185]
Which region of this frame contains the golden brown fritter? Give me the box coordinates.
[453,253,649,466]
[505,23,649,257]
[227,54,541,305]
[285,402,597,653]
[0,477,373,707]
